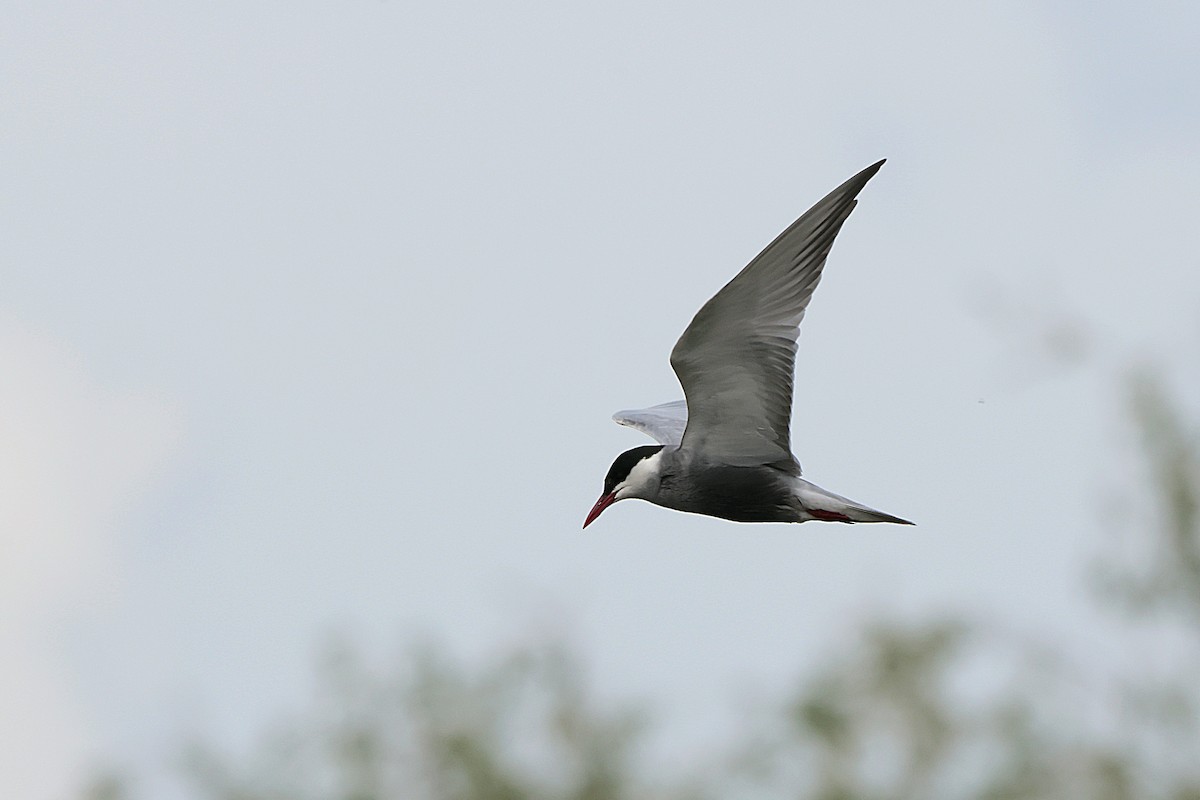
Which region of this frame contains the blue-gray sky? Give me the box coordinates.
[3,2,1199,797]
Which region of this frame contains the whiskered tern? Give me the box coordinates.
[584,160,912,528]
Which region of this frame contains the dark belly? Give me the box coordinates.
[666,465,797,523]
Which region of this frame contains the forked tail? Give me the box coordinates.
[794,478,914,525]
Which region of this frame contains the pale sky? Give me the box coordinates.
[3,3,1199,798]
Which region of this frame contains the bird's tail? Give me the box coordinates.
[793,478,914,525]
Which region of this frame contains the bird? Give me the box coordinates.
[584,160,912,529]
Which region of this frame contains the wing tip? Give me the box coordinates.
[858,158,887,183]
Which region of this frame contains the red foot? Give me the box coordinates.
[808,509,853,523]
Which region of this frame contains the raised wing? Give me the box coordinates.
[612,399,688,445]
[669,160,885,471]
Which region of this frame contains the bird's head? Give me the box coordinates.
[582,445,664,528]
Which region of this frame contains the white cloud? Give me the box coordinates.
[0,320,180,800]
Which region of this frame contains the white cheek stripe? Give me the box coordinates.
[616,450,664,499]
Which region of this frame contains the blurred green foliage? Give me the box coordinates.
[83,371,1200,800]
[173,642,681,800]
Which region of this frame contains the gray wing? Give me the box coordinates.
[669,160,885,472]
[612,400,688,445]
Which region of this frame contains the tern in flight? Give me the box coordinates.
[584,160,912,529]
